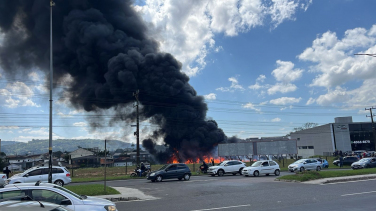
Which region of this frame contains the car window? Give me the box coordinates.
[52,168,65,174]
[28,169,42,176]
[167,165,177,170]
[269,161,277,166]
[41,168,49,175]
[226,161,234,166]
[262,162,269,166]
[177,164,187,169]
[31,189,68,205]
[0,190,26,200]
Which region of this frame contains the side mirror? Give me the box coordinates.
[165,169,168,172]
[60,199,72,205]
[24,174,29,177]
[303,162,307,164]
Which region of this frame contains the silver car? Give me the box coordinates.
[0,200,73,211]
[288,159,322,172]
[2,183,117,211]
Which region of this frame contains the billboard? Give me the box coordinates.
[218,140,297,156]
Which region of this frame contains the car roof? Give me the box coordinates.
[4,182,59,189]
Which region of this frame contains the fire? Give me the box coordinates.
[168,152,222,164]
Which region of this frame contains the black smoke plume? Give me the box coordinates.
[0,0,227,163]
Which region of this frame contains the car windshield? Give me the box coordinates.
[54,186,82,200]
[158,165,169,170]
[251,161,263,167]
[358,158,371,162]
[216,162,225,166]
[293,160,306,164]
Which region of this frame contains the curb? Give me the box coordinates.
[323,175,376,184]
[274,179,301,183]
[105,197,140,202]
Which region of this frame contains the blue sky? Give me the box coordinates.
[1,0,376,143]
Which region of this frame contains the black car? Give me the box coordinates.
[333,156,359,166]
[147,163,191,182]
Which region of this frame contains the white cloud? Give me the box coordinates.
[306,97,315,105]
[248,83,264,90]
[272,60,303,83]
[270,97,301,105]
[12,127,64,142]
[267,83,297,95]
[136,0,311,76]
[0,82,40,108]
[28,72,40,82]
[242,102,261,113]
[73,122,87,127]
[0,126,19,130]
[204,93,217,100]
[256,75,266,82]
[271,117,281,122]
[216,77,245,92]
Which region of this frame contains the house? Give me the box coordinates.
[100,157,114,167]
[70,155,99,168]
[114,157,133,167]
[126,151,151,163]
[69,148,94,159]
[6,154,45,171]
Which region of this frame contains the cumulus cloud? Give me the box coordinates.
[136,0,311,76]
[28,72,40,82]
[306,97,315,105]
[204,93,217,100]
[0,82,39,108]
[242,102,261,113]
[266,60,302,95]
[267,83,297,95]
[271,117,281,122]
[270,97,301,105]
[216,77,245,92]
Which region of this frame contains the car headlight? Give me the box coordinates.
[150,173,155,176]
[104,205,117,211]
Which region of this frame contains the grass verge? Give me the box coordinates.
[278,168,376,182]
[65,184,120,196]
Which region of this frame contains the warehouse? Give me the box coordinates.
[290,117,375,158]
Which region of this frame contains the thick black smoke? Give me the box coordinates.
[0,0,227,163]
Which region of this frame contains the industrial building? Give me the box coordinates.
[290,117,375,158]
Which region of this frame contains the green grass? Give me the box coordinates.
[65,184,120,196]
[278,168,376,182]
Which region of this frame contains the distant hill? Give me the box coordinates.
[1,139,135,155]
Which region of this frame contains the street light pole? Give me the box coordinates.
[48,0,55,183]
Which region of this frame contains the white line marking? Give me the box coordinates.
[191,204,251,211]
[320,178,376,185]
[342,191,376,196]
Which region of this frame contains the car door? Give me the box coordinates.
[224,161,234,173]
[177,164,187,178]
[30,189,74,211]
[232,161,242,172]
[370,158,376,167]
[40,168,49,183]
[311,159,319,169]
[24,169,43,183]
[260,161,271,174]
[164,164,178,179]
[269,161,278,173]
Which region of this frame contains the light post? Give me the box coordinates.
[48,0,55,183]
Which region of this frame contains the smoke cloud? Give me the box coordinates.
[0,0,226,163]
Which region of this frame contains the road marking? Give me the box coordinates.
[342,190,376,196]
[320,178,376,185]
[186,179,218,182]
[191,204,251,211]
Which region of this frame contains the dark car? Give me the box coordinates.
[147,163,191,182]
[333,156,359,166]
[351,157,376,169]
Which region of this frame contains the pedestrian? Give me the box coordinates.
[140,162,146,177]
[339,150,343,157]
[363,152,366,158]
[339,156,343,168]
[3,167,11,179]
[211,159,214,166]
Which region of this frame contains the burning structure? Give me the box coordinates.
[0,0,227,163]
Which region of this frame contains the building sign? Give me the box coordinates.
[336,124,348,130]
[352,140,371,144]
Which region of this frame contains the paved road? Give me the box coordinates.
[72,172,376,210]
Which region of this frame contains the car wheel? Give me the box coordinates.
[253,171,259,177]
[300,167,304,172]
[316,166,321,171]
[239,168,244,175]
[184,174,190,181]
[218,170,224,177]
[156,175,163,182]
[274,169,280,176]
[54,180,64,186]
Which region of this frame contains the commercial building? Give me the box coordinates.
[290,117,375,158]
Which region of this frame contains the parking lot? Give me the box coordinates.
[72,170,376,210]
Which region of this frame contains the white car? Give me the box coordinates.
[6,166,71,186]
[2,182,117,211]
[288,159,322,172]
[0,200,73,211]
[242,160,280,177]
[207,160,246,176]
[0,174,7,186]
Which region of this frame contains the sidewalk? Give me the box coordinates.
[303,173,376,185]
[96,187,159,202]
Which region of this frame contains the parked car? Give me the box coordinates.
[0,174,7,187]
[242,160,280,177]
[2,182,117,211]
[351,157,376,169]
[315,158,329,168]
[0,199,74,211]
[207,160,246,176]
[288,159,322,172]
[147,163,191,182]
[333,156,359,166]
[5,166,71,186]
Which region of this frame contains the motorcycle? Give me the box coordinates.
[130,168,150,177]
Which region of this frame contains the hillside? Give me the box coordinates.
[1,139,134,155]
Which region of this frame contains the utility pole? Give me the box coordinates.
[104,139,107,192]
[48,0,55,184]
[365,107,376,151]
[132,90,140,167]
